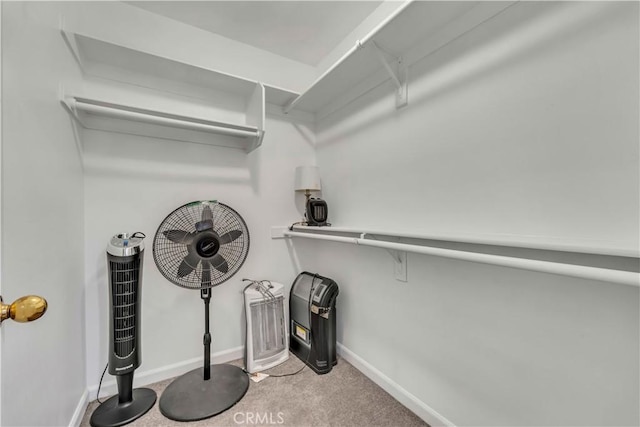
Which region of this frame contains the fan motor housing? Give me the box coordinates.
[195,232,220,258]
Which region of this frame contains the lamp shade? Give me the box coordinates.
[294,166,321,192]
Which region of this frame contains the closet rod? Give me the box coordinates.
[292,225,638,257]
[66,98,259,138]
[283,231,640,287]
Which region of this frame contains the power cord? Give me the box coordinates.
[288,221,307,230]
[288,221,331,231]
[266,363,306,377]
[96,363,108,404]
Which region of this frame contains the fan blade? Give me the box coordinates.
[195,205,214,231]
[163,230,194,244]
[177,251,200,278]
[210,254,229,274]
[219,230,242,244]
[202,205,213,222]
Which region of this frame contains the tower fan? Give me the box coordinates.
[152,200,250,421]
[90,233,156,427]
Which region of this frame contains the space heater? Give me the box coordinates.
[305,198,328,226]
[90,232,156,427]
[244,280,288,373]
[289,272,338,374]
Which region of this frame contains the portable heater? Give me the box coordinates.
[243,280,288,373]
[305,198,328,226]
[289,272,338,374]
[90,232,156,427]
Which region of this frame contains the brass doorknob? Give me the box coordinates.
[0,295,48,324]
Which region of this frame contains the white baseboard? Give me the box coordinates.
[87,346,244,401]
[68,389,89,427]
[337,343,455,427]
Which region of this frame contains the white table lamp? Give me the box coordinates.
[294,166,321,201]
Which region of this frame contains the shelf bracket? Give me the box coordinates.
[369,41,408,109]
[389,249,408,282]
[362,234,407,282]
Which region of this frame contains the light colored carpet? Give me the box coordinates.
[80,356,428,426]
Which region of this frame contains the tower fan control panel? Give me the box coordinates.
[108,232,145,257]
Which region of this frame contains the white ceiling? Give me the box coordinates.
[126,1,383,66]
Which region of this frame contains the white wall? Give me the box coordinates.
[83,110,316,393]
[2,0,319,418]
[317,1,639,250]
[4,1,638,426]
[1,2,86,425]
[315,0,409,78]
[48,0,316,399]
[65,1,316,93]
[307,1,639,426]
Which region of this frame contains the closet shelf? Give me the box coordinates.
[62,96,263,152]
[282,226,639,287]
[61,29,298,108]
[60,28,302,151]
[285,1,515,116]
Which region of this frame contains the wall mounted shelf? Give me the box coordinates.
[62,96,264,151]
[285,1,516,118]
[280,226,639,287]
[61,29,298,108]
[60,28,300,151]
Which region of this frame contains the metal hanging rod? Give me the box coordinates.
[64,97,260,139]
[283,230,639,287]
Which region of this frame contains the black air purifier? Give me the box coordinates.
[289,272,338,374]
[90,233,156,427]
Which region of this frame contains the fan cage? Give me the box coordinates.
[153,201,250,289]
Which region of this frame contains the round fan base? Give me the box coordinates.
[90,388,156,427]
[159,364,249,421]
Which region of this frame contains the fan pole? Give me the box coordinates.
[201,287,211,381]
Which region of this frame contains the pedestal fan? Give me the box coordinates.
[152,200,250,421]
